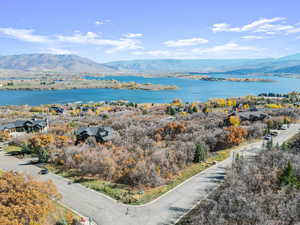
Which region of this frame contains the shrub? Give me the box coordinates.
[229,115,240,126]
[166,106,176,115]
[0,171,61,225]
[29,106,47,113]
[28,133,55,149]
[178,148,300,225]
[0,131,10,142]
[265,103,282,109]
[154,122,187,141]
[279,161,300,189]
[225,126,248,146]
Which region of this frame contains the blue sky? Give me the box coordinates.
[1,0,300,62]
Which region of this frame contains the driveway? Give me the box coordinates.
[0,124,299,225]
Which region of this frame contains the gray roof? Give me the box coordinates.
[238,112,269,121]
[75,126,114,141]
[0,119,48,131]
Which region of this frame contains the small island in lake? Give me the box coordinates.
[0,78,178,91]
[175,74,274,82]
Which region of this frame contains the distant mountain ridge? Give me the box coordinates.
[0,54,115,73]
[1,53,300,74]
[104,58,274,73]
[105,54,300,73]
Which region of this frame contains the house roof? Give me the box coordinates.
[0,119,48,131]
[75,126,114,141]
[237,112,269,120]
[51,106,64,112]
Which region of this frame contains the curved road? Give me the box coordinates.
[0,124,299,225]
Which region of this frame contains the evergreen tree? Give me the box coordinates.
[279,161,300,189]
[166,106,176,115]
[281,142,289,151]
[194,144,207,163]
[192,106,198,113]
[188,106,193,114]
[37,147,49,163]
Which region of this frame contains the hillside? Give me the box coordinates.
[1,53,300,74]
[105,53,300,73]
[104,58,273,73]
[0,54,116,73]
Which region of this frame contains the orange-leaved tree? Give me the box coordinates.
[0,171,61,225]
[0,131,11,142]
[225,126,248,146]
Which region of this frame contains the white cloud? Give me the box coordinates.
[286,27,300,34]
[164,37,209,47]
[95,21,105,25]
[56,32,143,53]
[133,42,261,59]
[105,38,143,54]
[212,23,231,33]
[0,27,143,54]
[242,35,266,40]
[0,27,49,43]
[212,17,285,33]
[212,17,300,35]
[192,42,260,54]
[123,33,143,38]
[133,50,173,57]
[43,48,77,55]
[95,19,111,25]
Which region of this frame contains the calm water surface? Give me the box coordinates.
[0,75,299,106]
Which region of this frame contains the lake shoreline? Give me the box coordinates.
[0,75,298,106]
[0,78,178,91]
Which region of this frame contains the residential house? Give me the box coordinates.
[227,111,269,125]
[50,106,64,114]
[75,126,114,145]
[0,119,48,133]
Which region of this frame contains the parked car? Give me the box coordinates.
[40,168,49,175]
[264,135,272,141]
[281,124,288,130]
[270,131,278,136]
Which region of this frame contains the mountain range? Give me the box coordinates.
[0,54,115,73]
[1,53,300,74]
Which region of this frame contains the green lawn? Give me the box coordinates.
[4,145,23,154]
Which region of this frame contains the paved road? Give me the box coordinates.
[0,124,299,225]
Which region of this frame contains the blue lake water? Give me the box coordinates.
[0,75,299,106]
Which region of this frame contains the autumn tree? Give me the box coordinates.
[154,122,187,141]
[229,115,240,126]
[28,134,55,162]
[0,131,10,142]
[0,171,61,225]
[28,134,55,149]
[214,98,226,107]
[225,126,248,146]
